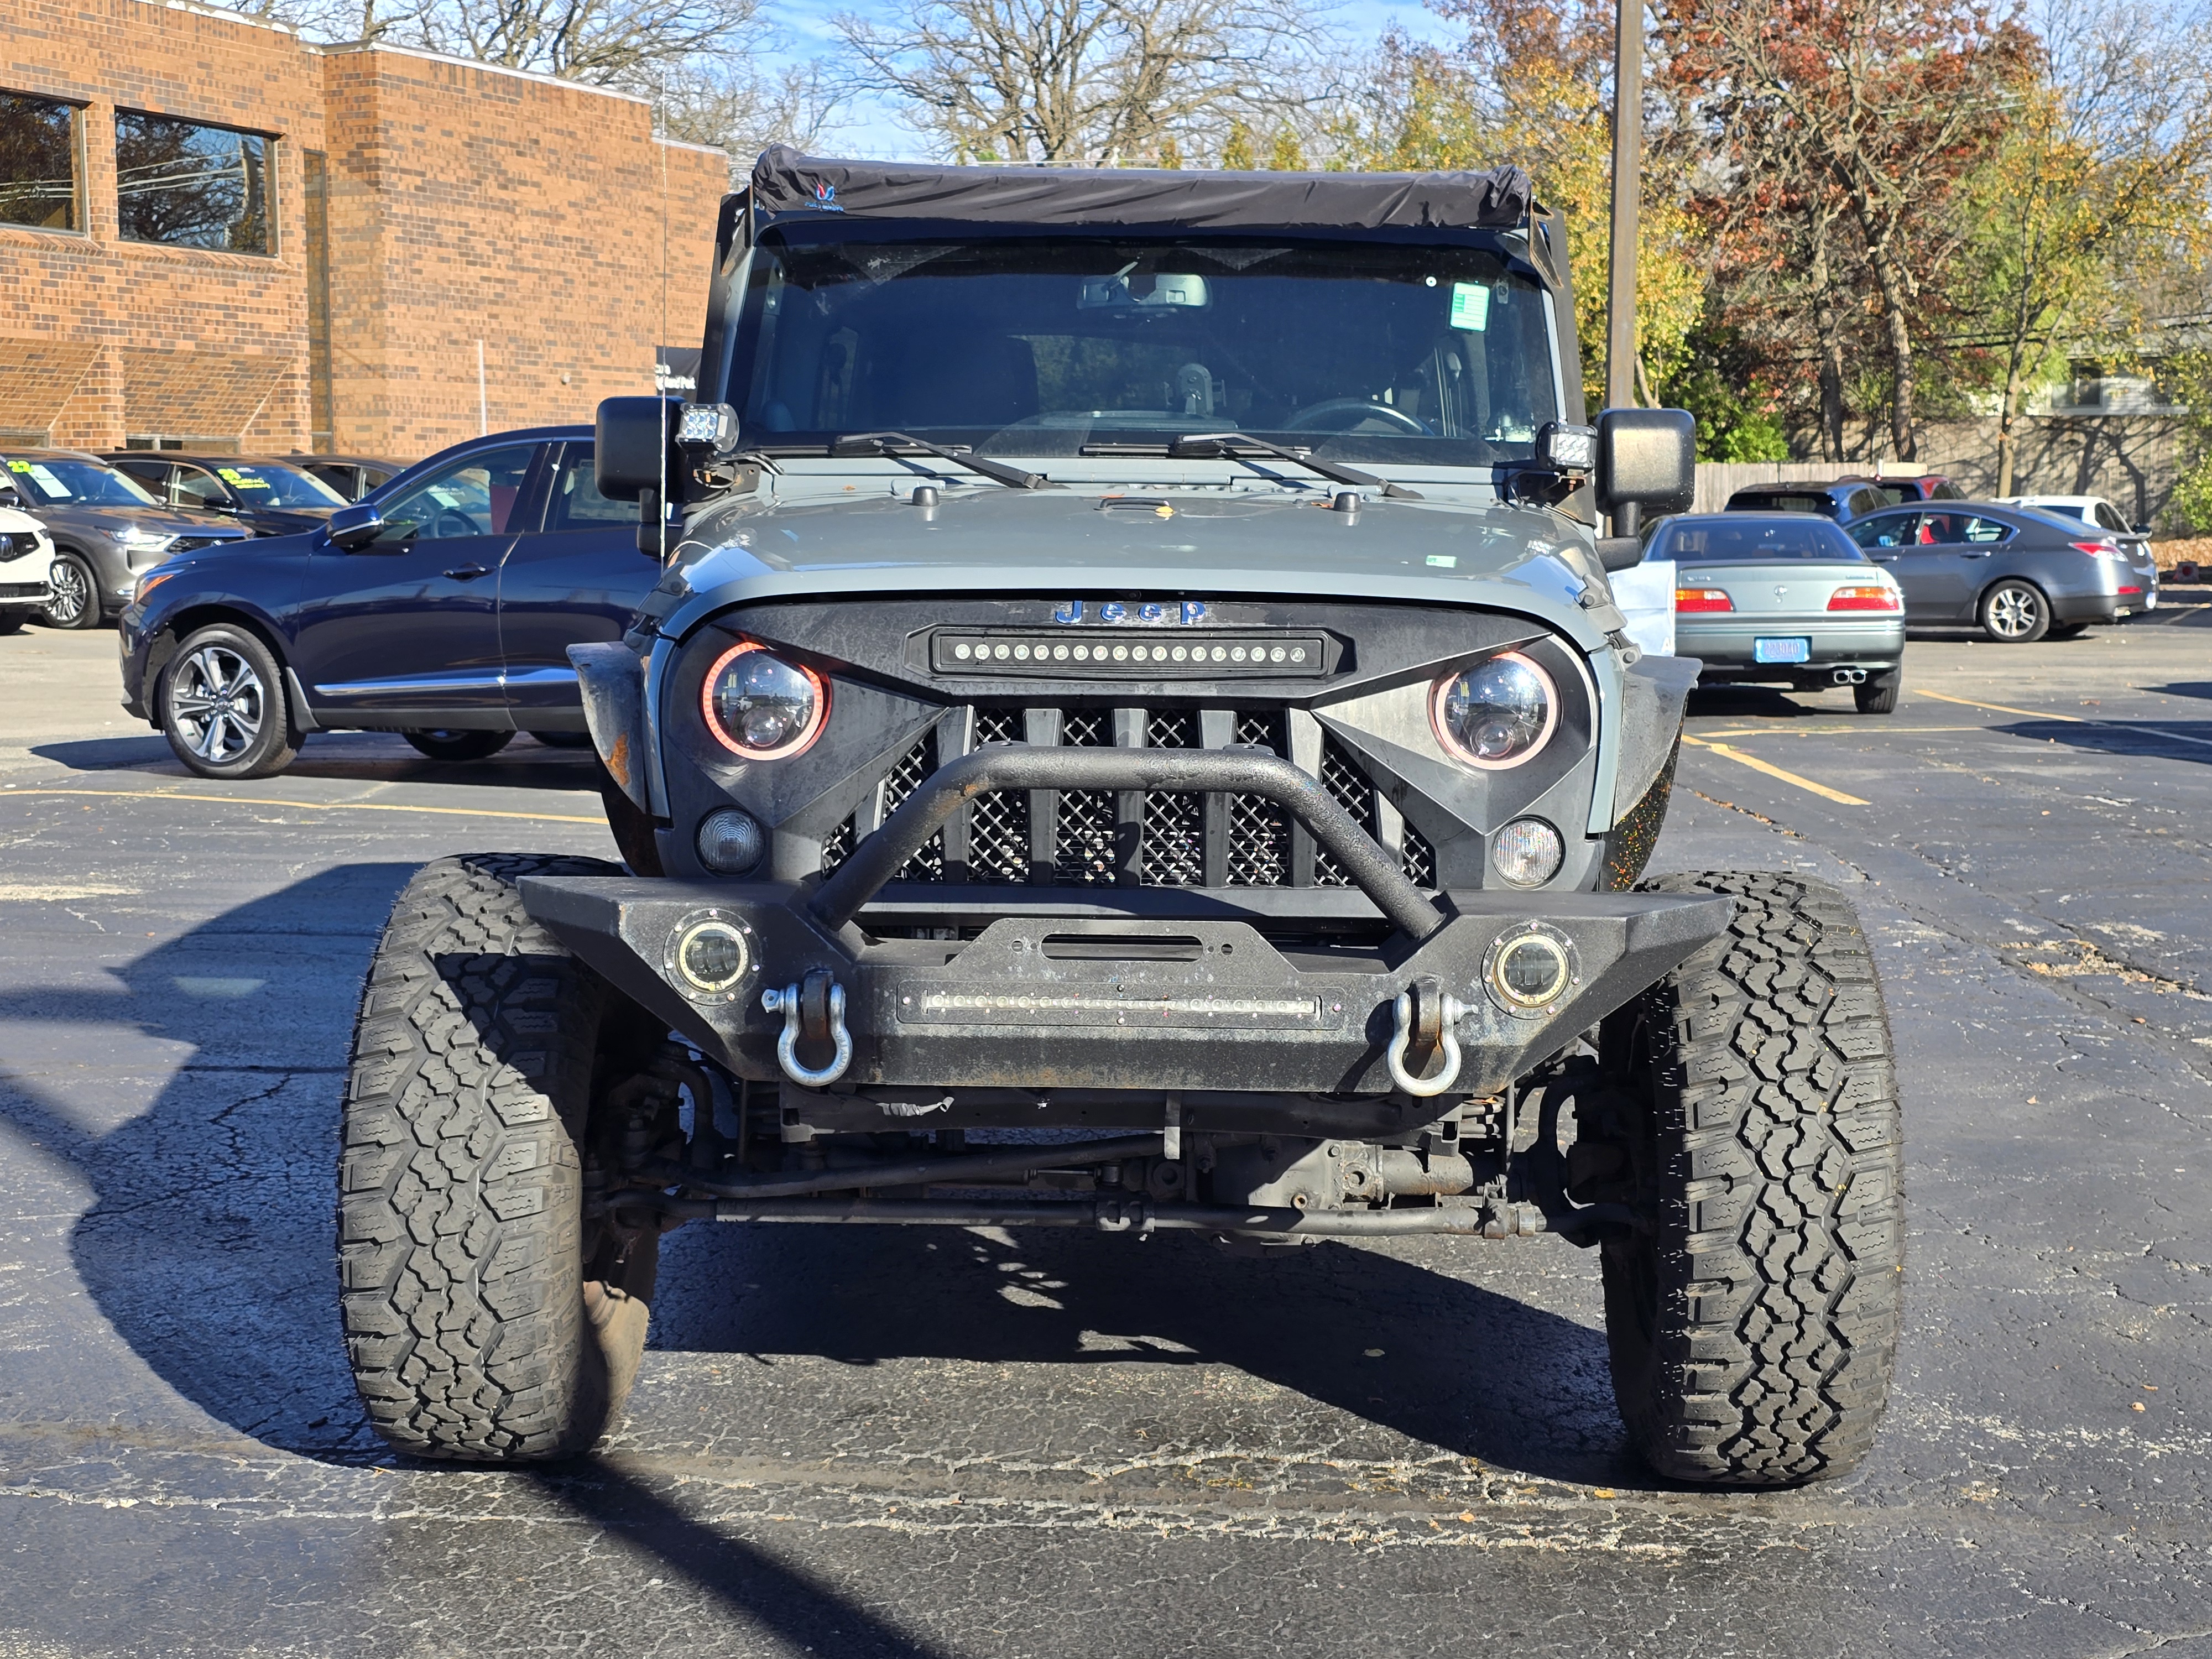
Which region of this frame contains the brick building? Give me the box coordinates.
[0,0,729,464]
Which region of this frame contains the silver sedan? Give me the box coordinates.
[1651,514,1907,714]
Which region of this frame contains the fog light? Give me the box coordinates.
[666,910,755,1002]
[697,807,765,873]
[1491,818,1563,887]
[1483,922,1579,1018]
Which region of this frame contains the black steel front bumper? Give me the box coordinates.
[521,745,1732,1099]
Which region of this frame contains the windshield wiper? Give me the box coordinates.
[1166,432,1423,501]
[828,431,1058,491]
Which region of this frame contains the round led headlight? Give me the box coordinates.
[697,807,765,874]
[1481,922,1579,1019]
[701,641,828,759]
[666,910,756,1002]
[1491,818,1563,888]
[1431,651,1557,770]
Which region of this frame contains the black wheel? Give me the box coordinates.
[1854,667,1900,714]
[43,550,98,629]
[341,853,659,1460]
[526,729,594,749]
[403,728,514,762]
[1600,870,1903,1486]
[158,623,300,779]
[1979,578,2049,643]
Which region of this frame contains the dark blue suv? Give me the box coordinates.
[119,425,658,778]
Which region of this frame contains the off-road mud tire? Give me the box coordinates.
[1600,870,1903,1486]
[340,853,658,1460]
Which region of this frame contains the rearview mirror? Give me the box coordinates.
[1596,408,1697,533]
[326,500,386,550]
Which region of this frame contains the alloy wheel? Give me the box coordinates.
[44,557,92,628]
[168,645,267,765]
[1987,585,2042,640]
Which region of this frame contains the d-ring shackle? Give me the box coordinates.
[762,978,853,1087]
[1386,987,1467,1097]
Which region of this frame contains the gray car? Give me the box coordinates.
[0,450,252,628]
[1653,514,1906,712]
[1843,500,2150,642]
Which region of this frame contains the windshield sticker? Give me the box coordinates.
[218,468,271,489]
[1449,282,1491,332]
[26,465,67,495]
[1427,554,1458,568]
[6,460,27,473]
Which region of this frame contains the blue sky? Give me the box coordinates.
[769,0,1461,156]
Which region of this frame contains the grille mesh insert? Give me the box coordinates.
[816,702,1443,895]
[967,709,1030,881]
[883,734,944,881]
[1141,710,1202,886]
[1054,711,1115,885]
[1225,712,1287,887]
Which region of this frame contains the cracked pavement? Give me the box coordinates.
[0,614,2209,1658]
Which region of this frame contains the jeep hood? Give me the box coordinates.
[663,488,1619,650]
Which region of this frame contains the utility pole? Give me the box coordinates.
[1604,0,1642,414]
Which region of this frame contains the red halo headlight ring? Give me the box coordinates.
[699,639,830,760]
[1428,650,1561,771]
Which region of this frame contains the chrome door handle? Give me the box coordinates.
[1960,550,1991,559]
[444,564,491,580]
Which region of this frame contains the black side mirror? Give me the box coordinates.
[1596,409,1697,534]
[1594,536,1644,573]
[2133,522,2152,536]
[327,500,387,550]
[595,397,684,502]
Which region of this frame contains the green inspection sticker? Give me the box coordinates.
[1450,282,1491,332]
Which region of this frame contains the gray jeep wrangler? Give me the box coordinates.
[340,148,1903,1486]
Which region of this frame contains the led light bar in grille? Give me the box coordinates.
[932,630,1328,676]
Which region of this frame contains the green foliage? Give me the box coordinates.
[1656,304,1792,461]
[2162,350,2212,534]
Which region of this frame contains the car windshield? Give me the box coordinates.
[5,456,160,507]
[211,463,347,507]
[729,229,1562,465]
[1654,517,1867,564]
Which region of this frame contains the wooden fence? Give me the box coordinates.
[1691,462,1849,513]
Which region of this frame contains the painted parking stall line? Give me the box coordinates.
[1677,733,1871,806]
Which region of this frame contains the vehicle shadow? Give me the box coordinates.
[1686,685,1861,720]
[30,729,599,790]
[1994,718,2212,764]
[0,864,1642,1505]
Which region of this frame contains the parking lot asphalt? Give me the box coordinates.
[1,611,2209,1659]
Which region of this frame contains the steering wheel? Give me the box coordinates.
[1281,398,1433,436]
[431,506,486,539]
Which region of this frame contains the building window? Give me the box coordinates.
[0,92,82,232]
[115,112,272,254]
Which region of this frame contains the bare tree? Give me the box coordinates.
[1958,0,2212,492]
[831,0,1330,166]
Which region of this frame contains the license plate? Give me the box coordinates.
[1754,637,1811,664]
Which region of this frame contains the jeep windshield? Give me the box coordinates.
[729,231,1562,467]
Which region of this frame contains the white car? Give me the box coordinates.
[0,502,55,633]
[1996,494,2158,612]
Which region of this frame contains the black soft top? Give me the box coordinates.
[748,146,1535,233]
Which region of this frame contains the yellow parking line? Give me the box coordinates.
[0,787,603,825]
[1677,734,1870,806]
[1913,688,2088,723]
[1914,687,2212,751]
